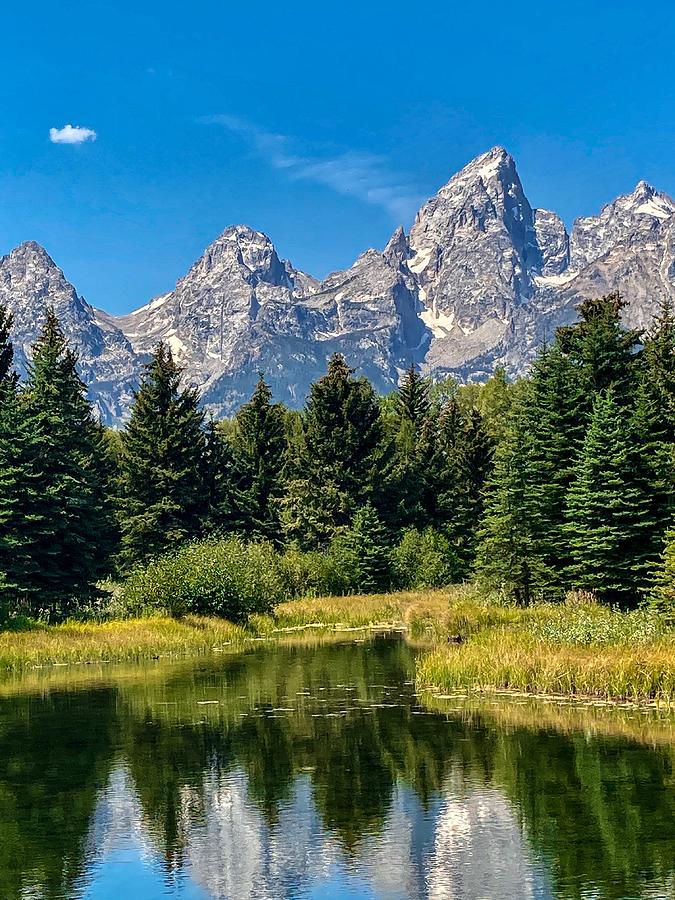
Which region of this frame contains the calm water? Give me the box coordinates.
[1,636,674,900]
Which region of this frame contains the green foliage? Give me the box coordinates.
[282,354,386,546]
[649,522,675,621]
[565,390,656,605]
[118,536,283,621]
[395,364,431,424]
[117,343,206,567]
[475,409,557,605]
[231,375,287,542]
[17,309,115,617]
[528,603,667,646]
[327,504,393,594]
[392,527,462,589]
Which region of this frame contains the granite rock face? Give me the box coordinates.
[4,150,675,421]
[0,241,142,421]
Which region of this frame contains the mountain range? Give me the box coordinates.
[3,146,675,423]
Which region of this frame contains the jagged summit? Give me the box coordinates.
[3,147,675,421]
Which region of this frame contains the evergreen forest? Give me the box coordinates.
[2,291,675,622]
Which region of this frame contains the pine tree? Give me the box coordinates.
[395,364,430,424]
[557,292,641,407]
[474,409,555,605]
[118,343,206,567]
[634,299,675,548]
[330,503,392,594]
[200,418,249,535]
[380,369,434,533]
[19,309,115,616]
[565,390,656,605]
[517,343,587,583]
[649,522,675,620]
[0,304,33,611]
[282,354,387,547]
[432,400,493,571]
[231,376,287,542]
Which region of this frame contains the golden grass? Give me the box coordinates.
[0,615,248,672]
[416,625,675,704]
[3,590,675,708]
[0,590,448,675]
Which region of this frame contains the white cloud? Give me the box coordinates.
[200,114,422,222]
[49,124,97,145]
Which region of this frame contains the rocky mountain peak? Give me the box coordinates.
[570,181,675,270]
[383,225,409,266]
[4,147,675,422]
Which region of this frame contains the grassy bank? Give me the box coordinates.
[0,590,451,673]
[2,590,675,706]
[416,600,675,704]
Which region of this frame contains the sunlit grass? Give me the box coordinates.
[0,615,248,672]
[3,590,675,706]
[416,602,675,704]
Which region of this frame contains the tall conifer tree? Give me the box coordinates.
[565,390,655,605]
[231,376,287,542]
[0,304,34,609]
[19,310,114,615]
[474,407,555,604]
[118,343,206,566]
[282,354,386,547]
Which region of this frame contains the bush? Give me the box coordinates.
[393,527,462,590]
[277,547,343,598]
[118,536,284,621]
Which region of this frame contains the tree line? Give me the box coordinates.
[1,291,675,620]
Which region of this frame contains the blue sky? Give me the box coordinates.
[1,0,674,314]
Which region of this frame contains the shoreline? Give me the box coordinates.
[1,590,674,709]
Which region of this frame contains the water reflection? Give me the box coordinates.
[0,637,674,899]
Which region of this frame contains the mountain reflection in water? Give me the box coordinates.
[0,636,673,900]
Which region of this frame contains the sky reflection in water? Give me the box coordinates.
[1,636,673,900]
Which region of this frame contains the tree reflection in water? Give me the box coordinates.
[0,637,673,899]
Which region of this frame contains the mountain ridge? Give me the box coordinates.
[3,146,675,422]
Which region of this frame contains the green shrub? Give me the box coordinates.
[393,527,462,589]
[277,547,343,598]
[527,604,668,647]
[118,536,284,621]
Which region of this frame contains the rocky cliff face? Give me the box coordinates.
[4,149,675,422]
[0,241,142,421]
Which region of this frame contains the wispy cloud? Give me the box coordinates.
[200,114,422,222]
[49,124,97,145]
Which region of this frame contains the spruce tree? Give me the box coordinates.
[118,343,206,566]
[474,407,555,605]
[200,418,249,535]
[282,354,386,547]
[19,309,114,615]
[381,370,434,533]
[557,292,641,407]
[432,400,493,571]
[634,299,675,548]
[0,304,34,611]
[395,364,430,424]
[231,376,287,542]
[565,390,656,605]
[330,503,392,594]
[649,523,675,620]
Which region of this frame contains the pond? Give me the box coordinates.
[1,635,674,899]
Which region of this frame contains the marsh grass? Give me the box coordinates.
[416,600,675,703]
[2,589,675,706]
[0,615,249,672]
